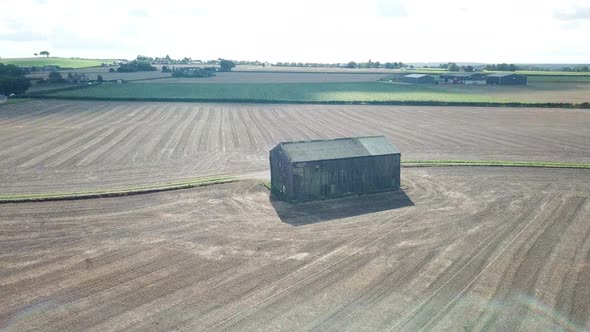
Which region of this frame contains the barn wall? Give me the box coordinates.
[269,147,294,200]
[289,154,400,202]
[486,75,527,85]
[500,75,527,85]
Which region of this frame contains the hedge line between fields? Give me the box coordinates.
[402,160,590,168]
[0,176,237,203]
[1,161,589,204]
[23,94,590,109]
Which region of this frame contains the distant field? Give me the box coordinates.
[43,81,590,104]
[134,72,387,84]
[1,57,113,69]
[234,65,590,76]
[28,71,384,83]
[27,70,171,82]
[527,75,590,83]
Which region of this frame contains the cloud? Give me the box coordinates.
[128,8,150,17]
[0,21,47,42]
[377,0,407,18]
[554,5,590,20]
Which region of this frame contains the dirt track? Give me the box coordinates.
[1,167,589,331]
[1,100,589,194]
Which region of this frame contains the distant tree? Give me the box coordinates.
[347,61,357,68]
[0,64,31,95]
[39,51,50,58]
[136,55,153,62]
[171,67,216,78]
[97,75,103,83]
[109,68,116,72]
[447,62,459,71]
[486,63,519,71]
[218,59,236,72]
[162,65,171,73]
[48,71,66,83]
[462,65,475,72]
[117,60,157,72]
[34,53,38,56]
[374,61,381,68]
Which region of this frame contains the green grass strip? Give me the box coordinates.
[0,176,237,203]
[0,98,33,106]
[402,160,590,169]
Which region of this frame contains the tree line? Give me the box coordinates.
[0,64,30,96]
[561,65,589,72]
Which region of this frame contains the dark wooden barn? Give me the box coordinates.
[402,74,436,84]
[486,73,527,85]
[269,136,401,203]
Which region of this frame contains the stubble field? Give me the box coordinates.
[1,99,590,331]
[1,100,589,195]
[1,167,589,331]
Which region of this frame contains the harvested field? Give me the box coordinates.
[1,100,589,195]
[44,81,590,104]
[27,69,385,84]
[133,72,387,84]
[1,167,589,331]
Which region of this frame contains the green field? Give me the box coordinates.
[0,57,114,69]
[42,81,590,105]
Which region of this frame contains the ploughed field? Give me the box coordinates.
[1,100,590,194]
[1,167,590,331]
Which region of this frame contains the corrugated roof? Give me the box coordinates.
[440,73,473,77]
[404,74,431,78]
[487,73,523,77]
[277,136,400,162]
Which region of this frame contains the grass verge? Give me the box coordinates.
[0,176,237,203]
[0,98,33,106]
[402,160,590,169]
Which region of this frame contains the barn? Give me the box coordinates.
[402,74,436,84]
[269,136,401,203]
[486,73,527,85]
[440,73,487,85]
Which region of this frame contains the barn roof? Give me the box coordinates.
[440,73,472,77]
[276,136,400,162]
[404,74,431,78]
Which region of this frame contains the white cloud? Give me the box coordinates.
[0,0,589,63]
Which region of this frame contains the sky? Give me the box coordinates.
[1,0,589,64]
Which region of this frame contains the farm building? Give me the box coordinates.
[402,74,435,84]
[269,136,401,203]
[440,73,487,85]
[486,73,527,85]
